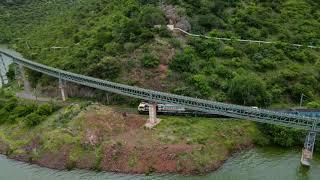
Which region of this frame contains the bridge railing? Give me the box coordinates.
[1,50,319,131]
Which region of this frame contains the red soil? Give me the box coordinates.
[0,105,254,175]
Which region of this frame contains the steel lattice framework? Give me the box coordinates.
[1,50,319,131]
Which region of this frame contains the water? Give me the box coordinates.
[0,147,319,180]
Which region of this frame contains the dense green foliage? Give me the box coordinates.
[0,88,57,127]
[257,124,306,147]
[140,53,160,68]
[1,0,320,108]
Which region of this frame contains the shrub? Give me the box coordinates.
[258,124,305,147]
[306,101,320,109]
[13,104,37,117]
[0,109,9,124]
[36,104,53,116]
[189,74,211,97]
[219,45,241,57]
[170,47,197,73]
[228,74,271,107]
[6,64,15,81]
[3,97,18,112]
[87,56,121,80]
[25,113,43,127]
[139,29,154,42]
[140,53,159,68]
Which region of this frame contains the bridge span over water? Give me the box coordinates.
[0,49,319,166]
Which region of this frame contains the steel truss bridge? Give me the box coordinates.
[0,50,319,165]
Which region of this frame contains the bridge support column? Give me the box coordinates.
[14,64,22,87]
[59,78,67,101]
[301,131,317,166]
[145,102,161,129]
[0,55,7,86]
[19,65,31,94]
[0,72,4,86]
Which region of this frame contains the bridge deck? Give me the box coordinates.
[0,50,319,131]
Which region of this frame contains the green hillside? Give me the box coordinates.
[1,0,320,107]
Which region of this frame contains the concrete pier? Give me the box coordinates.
[59,78,67,101]
[0,55,7,86]
[145,102,161,129]
[301,149,312,166]
[0,73,4,86]
[19,65,31,93]
[301,131,317,166]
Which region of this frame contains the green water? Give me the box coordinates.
[1,147,319,180]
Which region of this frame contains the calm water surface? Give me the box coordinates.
[0,147,319,180]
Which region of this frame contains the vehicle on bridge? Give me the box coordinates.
[138,102,233,117]
[138,102,320,119]
[139,102,261,116]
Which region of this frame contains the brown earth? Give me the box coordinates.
[0,105,255,175]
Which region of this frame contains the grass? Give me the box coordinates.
[0,101,269,173]
[155,116,268,172]
[156,116,264,145]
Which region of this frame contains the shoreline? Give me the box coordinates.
[0,103,261,175]
[0,141,254,175]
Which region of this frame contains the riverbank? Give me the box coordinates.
[0,92,266,174]
[1,147,320,180]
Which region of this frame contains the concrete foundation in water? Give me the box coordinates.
[301,149,312,166]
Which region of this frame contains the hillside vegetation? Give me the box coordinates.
[1,0,320,108]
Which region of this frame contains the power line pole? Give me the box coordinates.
[300,93,304,108]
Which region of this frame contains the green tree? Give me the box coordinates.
[189,74,211,97]
[228,75,271,107]
[139,6,166,28]
[170,47,197,73]
[87,57,121,80]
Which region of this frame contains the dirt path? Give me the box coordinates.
[16,92,54,102]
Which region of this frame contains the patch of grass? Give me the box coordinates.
[94,145,103,171]
[41,129,80,152]
[155,115,268,172]
[128,151,138,168]
[156,116,261,145]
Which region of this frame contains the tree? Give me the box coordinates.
[140,53,159,68]
[228,74,271,107]
[139,6,166,28]
[87,57,121,80]
[170,47,197,73]
[189,74,211,97]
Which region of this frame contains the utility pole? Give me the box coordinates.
[300,93,304,108]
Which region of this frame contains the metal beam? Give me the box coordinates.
[0,50,319,131]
